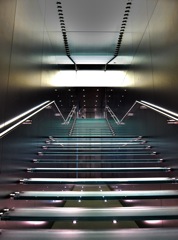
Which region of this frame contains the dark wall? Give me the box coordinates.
[114,0,178,178]
[0,0,58,123]
[0,1,61,228]
[107,2,178,224]
[125,0,178,112]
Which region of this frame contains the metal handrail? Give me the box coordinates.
[120,100,178,123]
[105,116,115,136]
[0,101,50,130]
[0,101,65,138]
[141,101,178,119]
[105,105,120,125]
[53,102,65,122]
[64,106,77,125]
[69,116,77,136]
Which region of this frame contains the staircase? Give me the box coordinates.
[71,118,113,136]
[1,115,178,239]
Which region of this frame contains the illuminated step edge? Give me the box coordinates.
[37,152,155,155]
[2,207,178,221]
[0,229,178,240]
[47,142,145,145]
[32,159,162,164]
[47,136,143,139]
[71,134,113,136]
[10,190,178,200]
[19,177,178,184]
[26,167,171,172]
[41,147,149,150]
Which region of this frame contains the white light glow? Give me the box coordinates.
[124,199,139,203]
[144,220,162,224]
[25,221,46,226]
[52,200,63,203]
[50,71,129,87]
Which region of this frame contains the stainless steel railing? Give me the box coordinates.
[120,100,178,123]
[63,105,77,125]
[0,101,65,138]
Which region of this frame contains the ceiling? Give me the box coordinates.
[38,0,158,109]
[38,0,158,67]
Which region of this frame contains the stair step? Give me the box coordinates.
[11,190,178,200]
[27,167,171,173]
[2,206,178,221]
[0,229,177,240]
[20,177,178,184]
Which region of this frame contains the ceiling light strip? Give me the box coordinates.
[105,0,132,71]
[56,1,77,70]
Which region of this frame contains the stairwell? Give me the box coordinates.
[1,109,178,239]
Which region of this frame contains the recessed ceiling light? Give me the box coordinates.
[83,89,85,91]
[83,95,85,97]
[97,89,99,91]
